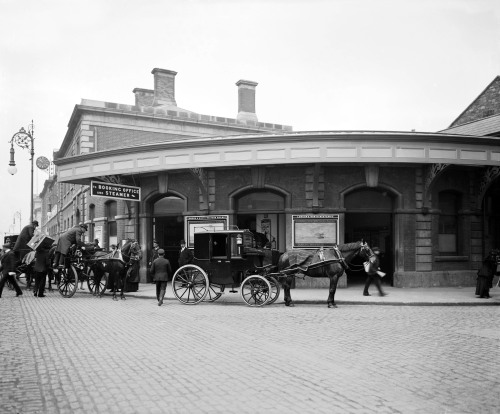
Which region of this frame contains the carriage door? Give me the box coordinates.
[153,196,186,272]
[344,188,395,286]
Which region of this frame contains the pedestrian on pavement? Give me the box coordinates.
[179,239,193,267]
[13,220,39,261]
[53,222,88,268]
[150,248,172,306]
[94,239,100,249]
[475,249,498,299]
[0,243,23,298]
[147,239,161,283]
[363,246,387,297]
[33,245,51,297]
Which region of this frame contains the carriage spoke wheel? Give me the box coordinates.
[172,265,209,305]
[204,283,224,302]
[86,267,108,296]
[241,275,271,307]
[265,276,281,305]
[57,265,78,298]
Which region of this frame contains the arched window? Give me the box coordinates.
[438,191,460,254]
[106,201,117,246]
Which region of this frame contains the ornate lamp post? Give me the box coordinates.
[8,121,35,223]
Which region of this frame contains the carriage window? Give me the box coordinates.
[212,234,227,257]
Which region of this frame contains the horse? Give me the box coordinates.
[80,242,130,301]
[278,241,374,308]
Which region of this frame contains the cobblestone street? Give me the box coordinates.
[1,290,499,414]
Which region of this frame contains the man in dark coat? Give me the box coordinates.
[150,249,172,306]
[14,220,39,261]
[53,223,88,268]
[33,245,51,297]
[363,246,387,297]
[179,239,194,267]
[0,243,23,298]
[147,240,161,283]
[475,249,498,299]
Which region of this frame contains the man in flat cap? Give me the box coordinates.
[53,222,88,269]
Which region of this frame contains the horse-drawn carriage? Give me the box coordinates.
[172,229,376,308]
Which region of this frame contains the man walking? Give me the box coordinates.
[150,248,172,306]
[363,246,387,297]
[0,243,23,298]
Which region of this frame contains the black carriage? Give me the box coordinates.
[56,245,108,298]
[172,229,281,307]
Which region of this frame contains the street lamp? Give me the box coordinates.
[8,121,35,223]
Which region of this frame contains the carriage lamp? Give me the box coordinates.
[8,122,35,222]
[236,234,243,245]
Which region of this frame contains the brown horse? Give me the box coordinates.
[279,241,374,308]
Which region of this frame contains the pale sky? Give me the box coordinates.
[1,0,499,239]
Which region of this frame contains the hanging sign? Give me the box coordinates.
[91,181,141,201]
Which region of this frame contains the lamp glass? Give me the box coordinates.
[8,165,17,175]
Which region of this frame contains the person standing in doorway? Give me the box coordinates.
[475,249,498,299]
[0,243,23,298]
[179,240,193,267]
[363,246,387,297]
[150,249,172,306]
[14,220,39,261]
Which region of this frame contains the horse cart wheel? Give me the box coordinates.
[204,283,224,302]
[266,276,281,305]
[86,266,108,296]
[57,265,79,298]
[240,275,272,307]
[172,265,209,305]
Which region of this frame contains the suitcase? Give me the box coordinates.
[28,233,55,251]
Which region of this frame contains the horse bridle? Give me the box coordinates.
[335,242,375,271]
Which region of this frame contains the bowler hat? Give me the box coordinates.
[158,249,165,255]
[32,220,39,226]
[80,223,88,230]
[372,246,380,252]
[180,240,186,245]
[2,243,11,249]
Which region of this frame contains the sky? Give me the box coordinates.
[1,0,499,239]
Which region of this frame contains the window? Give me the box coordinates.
[106,201,117,246]
[438,191,460,254]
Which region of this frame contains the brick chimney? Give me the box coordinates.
[236,79,258,122]
[152,68,177,107]
[132,88,154,107]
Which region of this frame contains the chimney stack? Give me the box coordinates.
[236,80,258,122]
[132,88,154,107]
[152,68,177,107]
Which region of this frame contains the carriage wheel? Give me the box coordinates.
[240,275,272,307]
[204,283,224,302]
[57,265,78,298]
[172,265,209,305]
[86,267,108,296]
[266,276,281,305]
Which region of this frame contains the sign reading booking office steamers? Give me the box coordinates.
[91,181,141,201]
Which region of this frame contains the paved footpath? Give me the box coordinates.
[0,285,499,414]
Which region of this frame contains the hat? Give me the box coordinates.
[32,220,39,226]
[111,244,117,249]
[80,223,88,230]
[372,246,380,252]
[158,249,165,255]
[2,243,11,249]
[180,240,186,245]
[153,239,158,244]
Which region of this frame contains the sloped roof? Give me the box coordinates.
[449,76,500,128]
[440,113,500,136]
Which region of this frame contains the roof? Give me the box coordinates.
[440,113,500,136]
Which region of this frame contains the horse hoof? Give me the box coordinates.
[328,303,337,308]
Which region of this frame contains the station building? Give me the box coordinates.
[44,69,500,288]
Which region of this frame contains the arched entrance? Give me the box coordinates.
[343,187,396,286]
[152,195,185,271]
[233,189,287,252]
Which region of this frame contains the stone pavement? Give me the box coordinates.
[0,282,499,414]
[128,282,500,306]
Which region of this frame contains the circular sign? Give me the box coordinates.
[36,156,50,170]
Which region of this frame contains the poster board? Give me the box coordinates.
[185,215,229,248]
[292,214,339,248]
